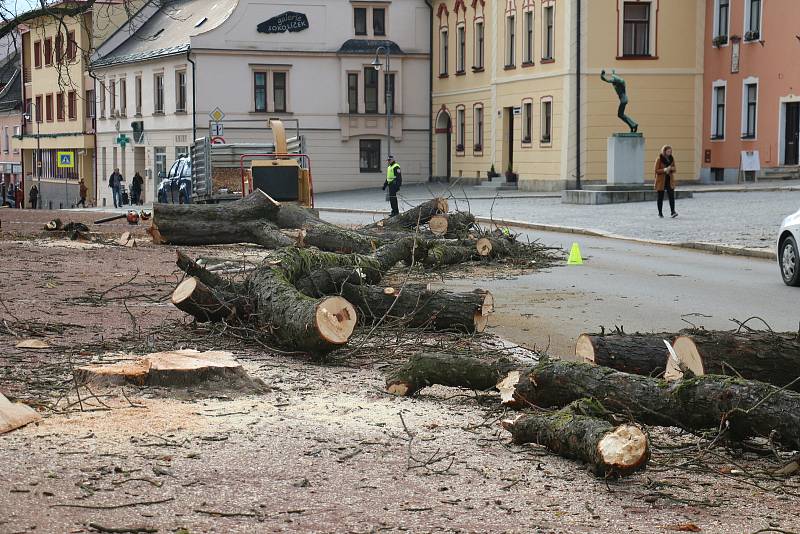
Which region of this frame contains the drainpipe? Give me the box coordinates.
[425,0,433,181]
[88,68,100,202]
[575,0,582,190]
[187,48,197,142]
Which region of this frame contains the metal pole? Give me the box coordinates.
[386,49,391,160]
[36,107,41,209]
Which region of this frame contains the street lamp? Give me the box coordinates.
[371,45,392,163]
[24,102,41,209]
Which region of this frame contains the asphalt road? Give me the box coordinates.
[444,229,799,357]
[321,210,797,357]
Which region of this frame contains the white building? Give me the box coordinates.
[92,0,431,203]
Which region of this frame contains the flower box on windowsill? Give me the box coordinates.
[710,134,724,141]
[471,66,485,73]
[540,136,551,145]
[744,30,760,42]
[456,144,465,152]
[474,144,482,152]
[503,64,516,70]
[455,70,466,76]
[741,134,756,140]
[522,136,531,144]
[712,35,729,47]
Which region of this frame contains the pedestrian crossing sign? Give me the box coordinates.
[57,151,75,168]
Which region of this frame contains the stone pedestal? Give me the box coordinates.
[607,133,645,185]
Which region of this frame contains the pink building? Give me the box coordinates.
[0,51,23,206]
[702,0,800,183]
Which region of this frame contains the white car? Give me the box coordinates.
[778,208,800,286]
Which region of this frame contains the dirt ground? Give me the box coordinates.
[1,208,799,534]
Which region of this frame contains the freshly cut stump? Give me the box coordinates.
[502,399,649,478]
[315,296,358,345]
[75,349,266,393]
[665,331,800,392]
[0,393,41,434]
[576,333,670,376]
[428,215,449,236]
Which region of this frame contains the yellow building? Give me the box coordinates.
[431,0,705,191]
[15,1,143,208]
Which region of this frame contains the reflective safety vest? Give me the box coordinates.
[386,162,400,183]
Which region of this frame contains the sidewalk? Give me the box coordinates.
[316,182,800,259]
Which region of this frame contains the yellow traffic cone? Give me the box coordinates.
[567,242,583,265]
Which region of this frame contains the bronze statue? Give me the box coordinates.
[601,69,638,133]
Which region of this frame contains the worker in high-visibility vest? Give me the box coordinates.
[382,155,402,216]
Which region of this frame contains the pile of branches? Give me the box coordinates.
[155,191,561,355]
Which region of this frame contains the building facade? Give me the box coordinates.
[13,0,146,208]
[701,0,800,182]
[91,0,431,200]
[0,52,23,202]
[431,0,706,191]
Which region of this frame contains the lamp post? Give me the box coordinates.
[24,101,41,208]
[371,45,392,163]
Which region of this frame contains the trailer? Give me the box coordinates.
[191,119,306,204]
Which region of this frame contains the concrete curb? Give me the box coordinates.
[316,207,778,261]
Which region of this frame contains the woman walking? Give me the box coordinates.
[654,145,678,218]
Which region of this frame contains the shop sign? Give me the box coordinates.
[257,11,309,34]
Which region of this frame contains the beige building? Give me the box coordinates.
[15,0,144,208]
[432,0,705,191]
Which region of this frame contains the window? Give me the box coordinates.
[712,84,725,139]
[44,37,52,66]
[3,127,8,153]
[273,72,286,112]
[439,28,449,75]
[348,73,359,113]
[506,15,515,67]
[35,95,43,122]
[541,98,552,143]
[359,140,381,172]
[66,91,76,120]
[745,0,761,39]
[33,41,41,68]
[474,105,484,151]
[110,79,116,115]
[456,25,466,73]
[154,74,164,113]
[154,147,167,177]
[623,2,650,56]
[85,90,95,119]
[743,81,758,138]
[522,101,532,143]
[543,5,554,60]
[55,33,63,63]
[474,21,485,69]
[66,31,76,61]
[176,146,189,159]
[254,72,267,112]
[384,73,395,114]
[373,8,385,36]
[354,7,367,35]
[364,67,378,114]
[524,10,534,63]
[714,0,729,40]
[98,82,106,118]
[56,92,65,121]
[135,76,142,115]
[119,78,127,115]
[176,71,186,112]
[456,106,465,151]
[45,94,53,122]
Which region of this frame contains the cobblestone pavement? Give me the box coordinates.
[317,184,800,252]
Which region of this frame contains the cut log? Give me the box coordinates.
[44,218,63,231]
[386,353,800,450]
[428,214,449,236]
[424,242,475,267]
[665,331,800,392]
[364,197,449,230]
[176,250,241,293]
[0,393,41,435]
[502,399,650,478]
[74,349,267,393]
[385,353,519,396]
[171,277,248,323]
[576,333,670,376]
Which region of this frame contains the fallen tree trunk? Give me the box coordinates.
[502,399,650,478]
[443,212,477,239]
[364,197,449,230]
[665,330,800,392]
[385,353,519,396]
[171,277,251,323]
[386,354,800,450]
[576,333,670,376]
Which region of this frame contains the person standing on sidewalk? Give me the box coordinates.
[382,155,402,217]
[654,145,678,218]
[29,184,38,209]
[109,168,124,208]
[77,179,88,208]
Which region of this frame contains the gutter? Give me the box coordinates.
[425,0,433,182]
[575,0,582,190]
[187,48,197,141]
[88,68,100,203]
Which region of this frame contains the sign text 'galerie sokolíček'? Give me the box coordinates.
[257,12,310,34]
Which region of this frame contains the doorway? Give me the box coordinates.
[502,107,515,176]
[784,102,800,166]
[435,110,452,179]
